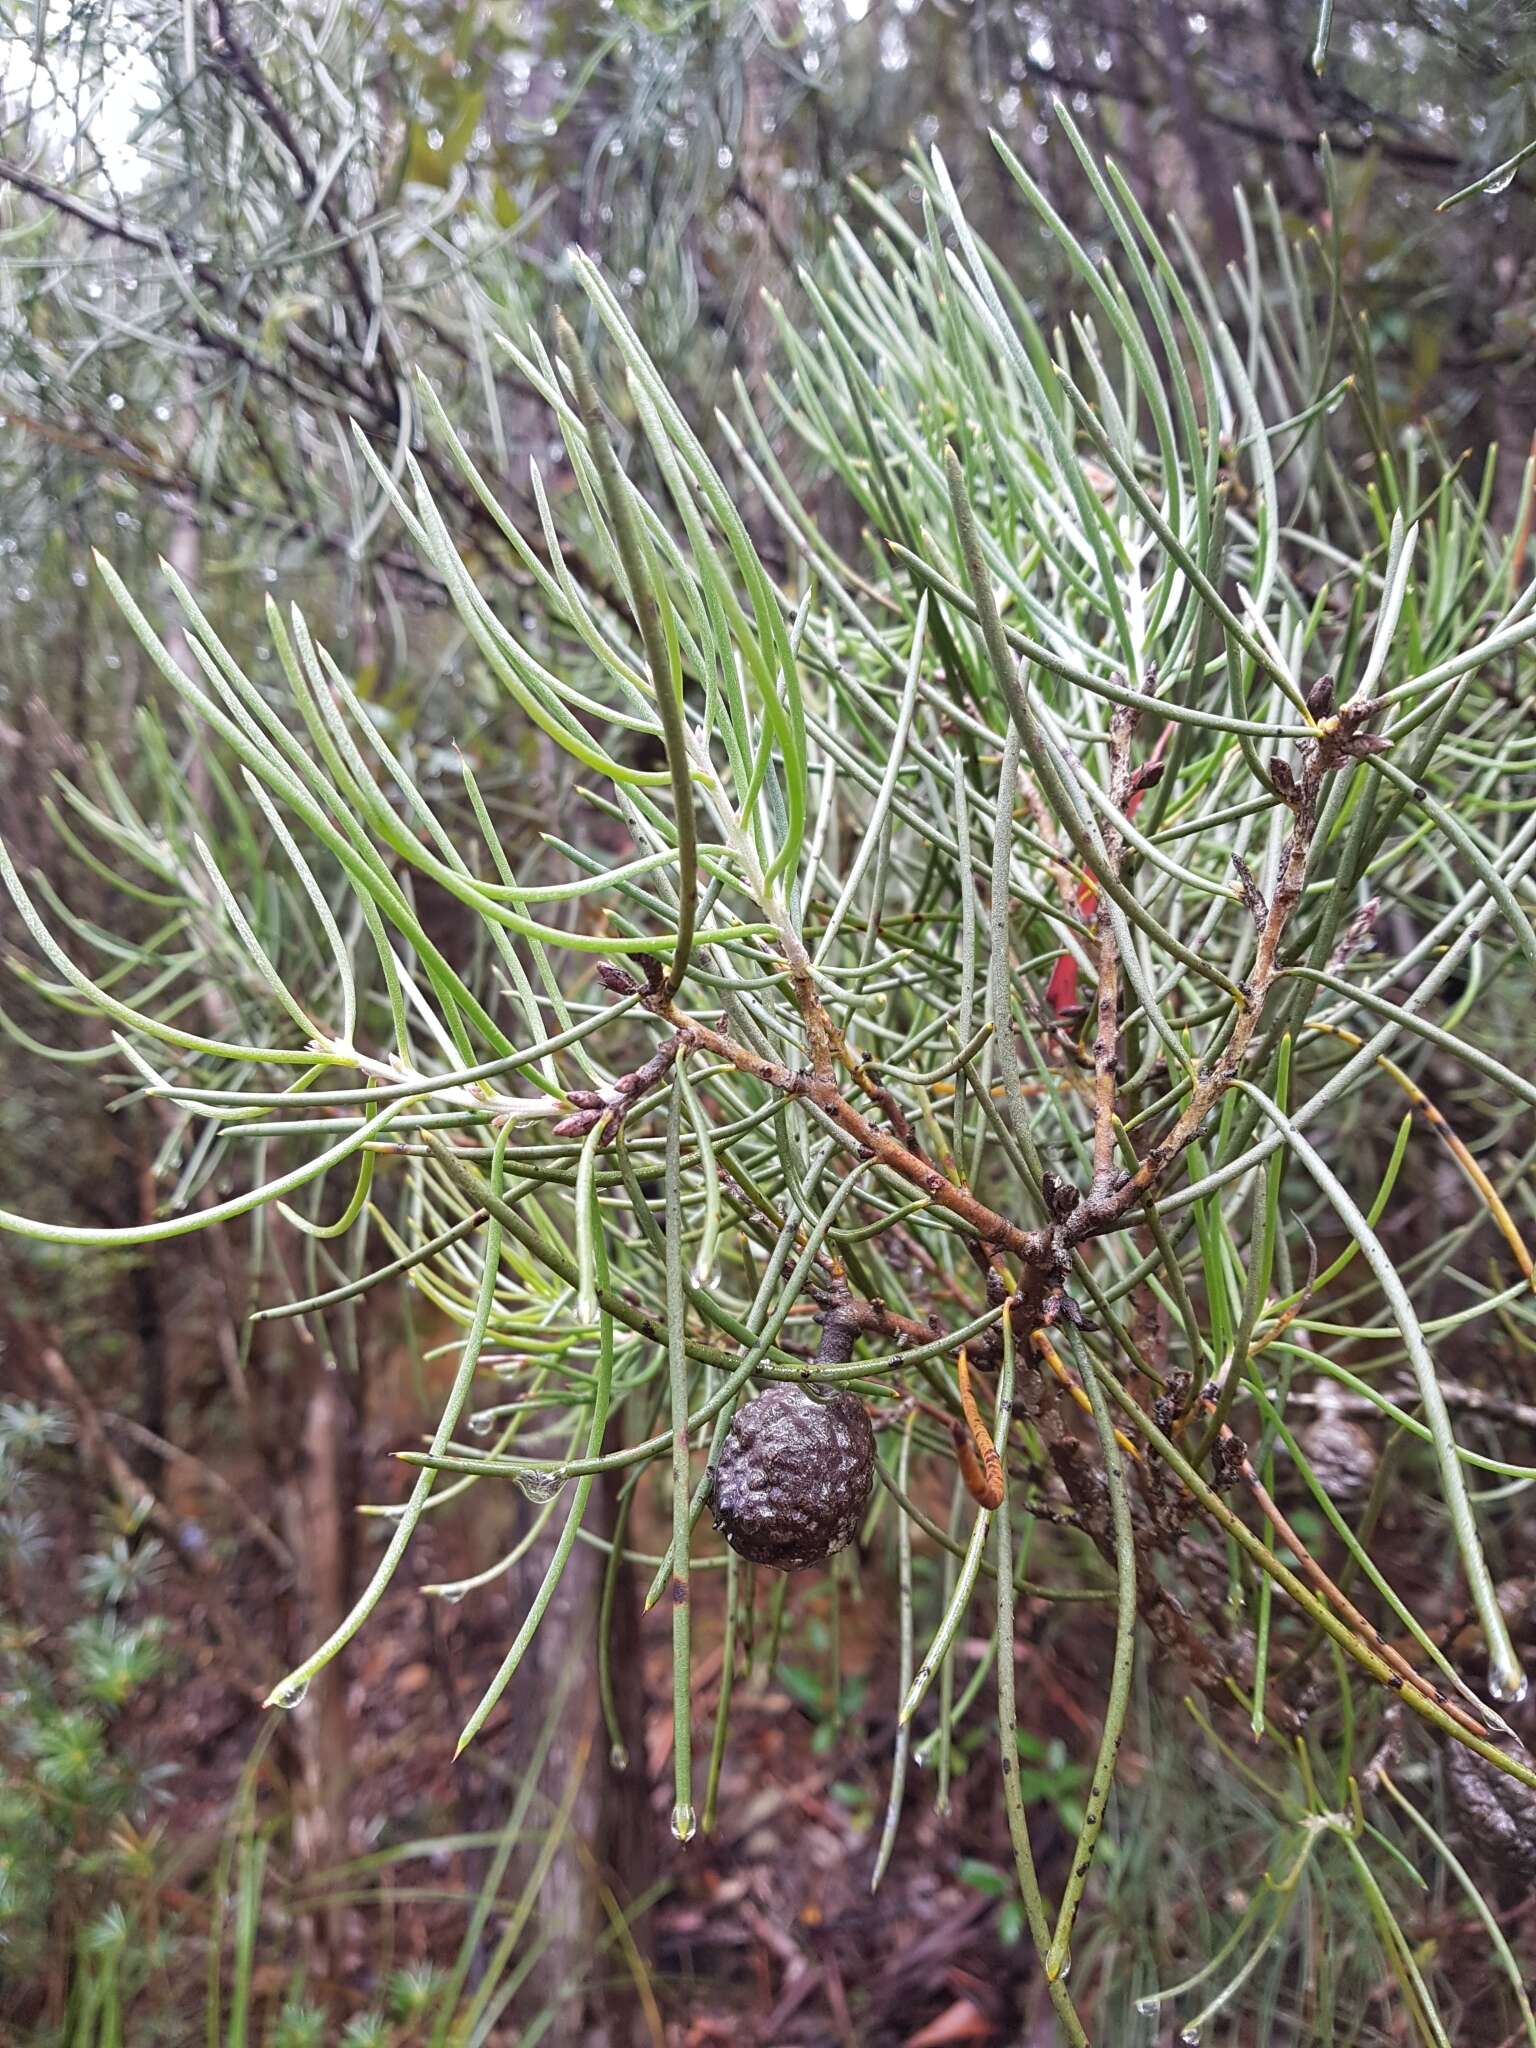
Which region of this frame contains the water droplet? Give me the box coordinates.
[716,145,734,170]
[106,392,125,412]
[436,1585,467,1605]
[670,1801,697,1843]
[609,1742,630,1772]
[1135,1998,1158,2017]
[270,1676,310,1709]
[1179,2029,1202,2046]
[1483,163,1519,196]
[515,1468,567,1504]
[1056,1950,1071,1980]
[70,568,88,587]
[467,1410,496,1437]
[1489,1661,1529,1705]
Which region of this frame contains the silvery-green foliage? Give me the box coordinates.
[6,112,1536,2040]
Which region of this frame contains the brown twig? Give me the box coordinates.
[208,2,396,395]
[1089,696,1140,1195]
[643,995,1059,1308]
[1069,681,1388,1242]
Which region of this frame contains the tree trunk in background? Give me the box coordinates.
[500,1466,650,2043]
[161,362,208,815]
[277,1317,360,1975]
[1105,17,1153,205]
[135,360,218,1478]
[1155,0,1244,270]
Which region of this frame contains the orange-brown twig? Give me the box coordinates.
[1306,1020,1533,1287]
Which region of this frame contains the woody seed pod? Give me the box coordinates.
[710,1385,875,1572]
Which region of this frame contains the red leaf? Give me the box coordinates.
[1045,950,1079,1016]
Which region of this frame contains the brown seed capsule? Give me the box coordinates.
[1446,1741,1536,1888]
[1298,1410,1377,1505]
[710,1386,875,1572]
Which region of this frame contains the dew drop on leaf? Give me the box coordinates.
[670,1801,697,1843]
[1489,1661,1529,1705]
[270,1677,310,1710]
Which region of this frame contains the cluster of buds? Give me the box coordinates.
[551,1031,687,1141]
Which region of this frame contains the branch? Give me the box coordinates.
[635,986,1061,1311]
[1069,684,1388,1240]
